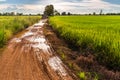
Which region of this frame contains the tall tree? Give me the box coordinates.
[54,10,60,15]
[11,12,15,16]
[68,12,71,15]
[61,12,66,15]
[100,9,103,15]
[44,5,54,16]
[93,12,96,15]
[0,13,2,16]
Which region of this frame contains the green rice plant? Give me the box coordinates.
[0,28,5,47]
[78,72,86,80]
[50,16,120,71]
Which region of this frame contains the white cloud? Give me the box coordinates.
[0,4,9,10]
[52,0,120,14]
[0,0,120,14]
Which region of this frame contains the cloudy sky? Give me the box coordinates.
[0,0,120,14]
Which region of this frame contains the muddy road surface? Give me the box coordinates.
[0,19,75,80]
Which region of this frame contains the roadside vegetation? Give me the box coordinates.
[0,16,41,47]
[50,16,120,71]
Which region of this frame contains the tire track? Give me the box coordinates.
[0,19,75,80]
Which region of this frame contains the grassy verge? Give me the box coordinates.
[0,16,41,47]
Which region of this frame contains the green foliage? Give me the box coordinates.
[44,5,54,16]
[94,73,99,80]
[50,16,120,71]
[61,52,66,60]
[87,72,99,80]
[0,28,5,47]
[0,16,41,47]
[78,72,86,80]
[68,62,73,69]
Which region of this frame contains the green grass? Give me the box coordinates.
[78,72,86,80]
[50,16,120,71]
[0,16,41,47]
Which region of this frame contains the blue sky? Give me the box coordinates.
[104,0,120,4]
[0,0,120,14]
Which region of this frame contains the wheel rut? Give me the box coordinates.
[0,19,74,80]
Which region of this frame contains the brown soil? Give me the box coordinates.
[44,23,120,80]
[0,19,77,80]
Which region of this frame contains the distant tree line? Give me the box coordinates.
[0,12,23,16]
[1,6,120,16]
[0,12,41,16]
[43,5,72,16]
[44,5,120,16]
[54,11,120,16]
[85,12,120,16]
[1,12,120,16]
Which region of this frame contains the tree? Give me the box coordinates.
[100,9,103,15]
[89,13,92,15]
[68,12,71,15]
[93,12,96,15]
[0,13,2,16]
[3,12,9,16]
[44,5,54,16]
[61,12,66,15]
[54,10,60,15]
[37,13,41,16]
[29,14,31,15]
[11,12,15,16]
[17,13,23,16]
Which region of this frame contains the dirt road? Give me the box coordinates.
[0,19,75,80]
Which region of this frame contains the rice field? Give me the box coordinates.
[0,16,41,47]
[50,16,120,71]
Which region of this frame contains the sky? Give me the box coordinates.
[0,0,120,14]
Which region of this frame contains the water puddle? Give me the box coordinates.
[11,38,21,43]
[21,31,34,38]
[10,19,69,78]
[48,56,67,76]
